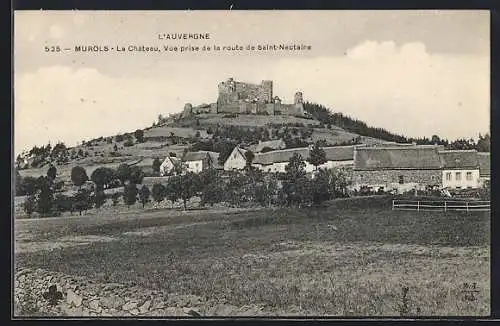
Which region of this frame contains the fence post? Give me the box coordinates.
[392,200,395,210]
[417,201,420,212]
[444,201,447,212]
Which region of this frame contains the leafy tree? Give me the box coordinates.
[168,172,201,210]
[73,188,92,215]
[244,150,255,170]
[308,142,327,170]
[134,129,145,142]
[23,195,37,217]
[93,190,107,209]
[47,165,57,181]
[91,167,116,190]
[36,176,54,217]
[115,134,124,142]
[282,154,309,207]
[54,194,73,215]
[311,169,332,204]
[152,183,167,205]
[139,185,151,208]
[123,183,138,207]
[130,166,145,184]
[152,157,162,174]
[200,180,224,207]
[255,178,279,207]
[18,176,38,196]
[71,166,89,188]
[124,139,134,147]
[477,133,490,152]
[116,164,132,185]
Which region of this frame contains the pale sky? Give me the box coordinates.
[14,10,490,154]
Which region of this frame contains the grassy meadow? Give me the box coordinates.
[14,197,490,316]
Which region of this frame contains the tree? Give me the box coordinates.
[91,167,116,190]
[152,157,162,174]
[200,180,224,207]
[47,165,57,181]
[71,166,88,188]
[255,177,279,207]
[168,172,201,210]
[311,169,332,204]
[36,176,54,217]
[130,166,145,184]
[123,183,138,207]
[93,190,107,210]
[282,154,309,207]
[244,150,255,170]
[116,164,132,185]
[477,133,490,152]
[139,185,151,208]
[308,142,327,170]
[18,176,38,196]
[23,195,37,217]
[54,194,73,215]
[134,129,145,143]
[152,183,167,206]
[73,188,92,215]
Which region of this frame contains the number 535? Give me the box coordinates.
[44,46,61,52]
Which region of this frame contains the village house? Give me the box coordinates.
[223,146,248,171]
[477,152,491,187]
[252,147,311,173]
[183,151,215,173]
[159,156,183,176]
[352,146,443,193]
[439,150,481,189]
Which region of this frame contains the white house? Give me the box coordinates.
[252,147,312,173]
[438,150,481,189]
[223,146,248,171]
[183,151,214,173]
[159,156,183,176]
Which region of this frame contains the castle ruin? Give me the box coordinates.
[181,78,305,117]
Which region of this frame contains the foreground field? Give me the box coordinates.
[14,198,490,316]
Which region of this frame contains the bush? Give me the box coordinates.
[115,134,124,142]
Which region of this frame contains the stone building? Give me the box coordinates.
[216,78,305,116]
[352,146,443,193]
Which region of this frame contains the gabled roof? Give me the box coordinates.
[323,146,355,161]
[476,152,490,176]
[354,147,442,170]
[438,150,479,169]
[253,147,310,165]
[162,156,182,165]
[183,151,211,162]
[248,139,286,153]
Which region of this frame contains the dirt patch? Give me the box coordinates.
[15,235,117,254]
[121,221,213,237]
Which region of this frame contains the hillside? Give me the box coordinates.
[17,108,399,174]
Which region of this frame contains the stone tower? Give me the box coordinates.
[261,80,273,103]
[294,91,304,104]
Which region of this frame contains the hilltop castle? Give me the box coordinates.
[182,78,305,117]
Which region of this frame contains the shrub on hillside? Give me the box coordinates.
[124,139,134,147]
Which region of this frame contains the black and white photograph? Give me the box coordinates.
[13,10,490,317]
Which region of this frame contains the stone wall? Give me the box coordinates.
[14,268,266,317]
[352,169,441,191]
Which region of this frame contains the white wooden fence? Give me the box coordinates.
[392,200,490,212]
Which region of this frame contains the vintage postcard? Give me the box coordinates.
[13,10,490,318]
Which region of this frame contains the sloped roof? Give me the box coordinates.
[438,150,479,169]
[183,151,210,162]
[476,152,490,176]
[248,139,286,153]
[323,146,355,161]
[354,147,442,170]
[253,147,310,165]
[163,156,181,165]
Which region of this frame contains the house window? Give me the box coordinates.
[233,153,237,158]
[195,162,199,168]
[446,172,452,181]
[466,172,472,181]
[455,172,461,181]
[398,175,404,184]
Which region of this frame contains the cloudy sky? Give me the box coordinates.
[14,10,490,154]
